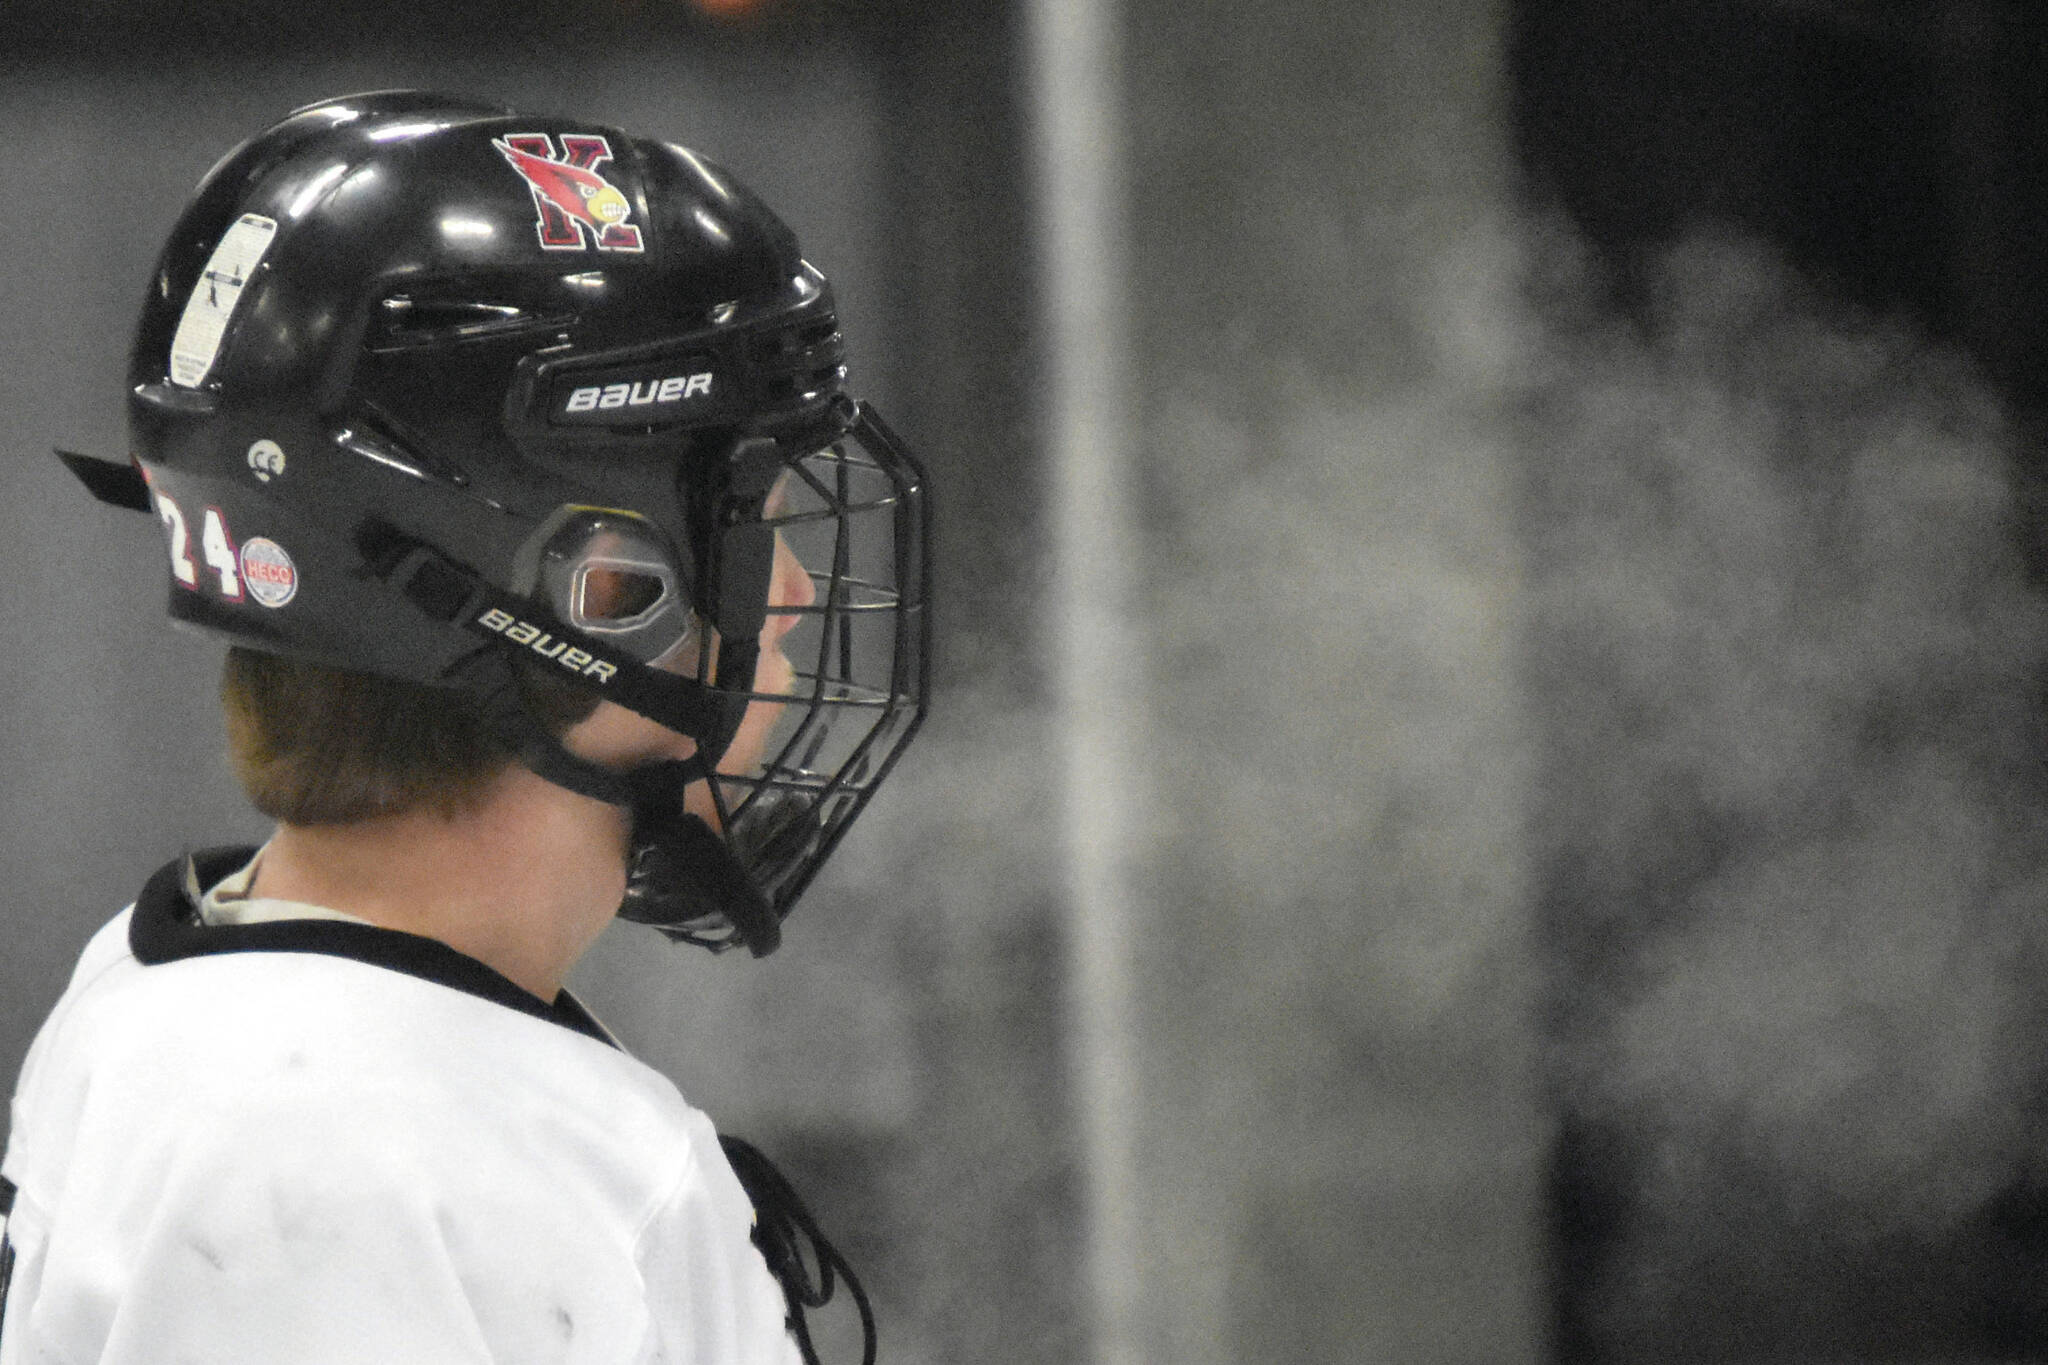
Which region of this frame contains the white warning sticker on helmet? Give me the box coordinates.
[169,213,278,388]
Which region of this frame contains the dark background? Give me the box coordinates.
[1515,3,2048,1359]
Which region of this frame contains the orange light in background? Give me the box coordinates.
[690,0,769,16]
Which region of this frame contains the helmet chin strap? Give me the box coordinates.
[619,761,782,956]
[451,644,782,957]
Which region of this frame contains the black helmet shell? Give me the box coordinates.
[129,90,846,682]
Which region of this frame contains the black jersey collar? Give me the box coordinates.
[129,846,615,1047]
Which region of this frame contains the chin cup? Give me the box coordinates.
[617,762,781,956]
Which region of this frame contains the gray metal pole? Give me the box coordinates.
[1023,1,1146,1362]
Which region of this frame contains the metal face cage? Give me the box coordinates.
[658,404,930,948]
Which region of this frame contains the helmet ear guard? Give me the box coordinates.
[525,509,695,666]
[362,523,747,758]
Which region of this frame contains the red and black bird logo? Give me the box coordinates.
[495,134,645,253]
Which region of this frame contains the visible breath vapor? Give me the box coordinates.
[1123,215,1543,1362]
[629,217,2048,1359]
[1528,229,2048,1330]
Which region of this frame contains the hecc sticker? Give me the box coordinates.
[169,214,278,388]
[238,537,298,608]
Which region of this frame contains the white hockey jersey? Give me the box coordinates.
[0,848,803,1365]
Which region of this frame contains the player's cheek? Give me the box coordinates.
[768,531,815,624]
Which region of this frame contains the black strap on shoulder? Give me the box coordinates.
[718,1135,876,1365]
[0,1172,17,1343]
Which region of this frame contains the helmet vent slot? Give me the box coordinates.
[748,319,842,363]
[371,296,570,351]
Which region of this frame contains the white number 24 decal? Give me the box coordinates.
[155,494,243,599]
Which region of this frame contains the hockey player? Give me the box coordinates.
[0,91,928,1364]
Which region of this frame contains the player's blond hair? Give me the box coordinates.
[220,647,598,825]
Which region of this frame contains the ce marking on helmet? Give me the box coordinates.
[476,607,618,682]
[246,439,286,483]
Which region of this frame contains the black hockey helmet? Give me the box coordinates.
[63,90,931,956]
